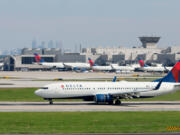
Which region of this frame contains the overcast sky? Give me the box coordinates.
[0,0,180,51]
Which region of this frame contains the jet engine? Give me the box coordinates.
[95,94,113,103]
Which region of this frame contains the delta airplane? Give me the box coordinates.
[0,63,4,67]
[63,63,90,71]
[34,53,64,68]
[111,64,137,73]
[34,53,90,71]
[0,62,4,70]
[88,58,112,71]
[138,59,173,72]
[35,60,180,105]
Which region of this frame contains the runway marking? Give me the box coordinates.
[0,101,180,112]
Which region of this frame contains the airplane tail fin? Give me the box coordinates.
[138,59,148,67]
[154,60,180,83]
[34,53,44,63]
[88,58,95,67]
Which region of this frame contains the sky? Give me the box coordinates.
[0,0,180,51]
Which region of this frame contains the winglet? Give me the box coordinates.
[153,79,163,90]
[112,76,117,82]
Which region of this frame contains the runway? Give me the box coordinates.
[0,71,157,80]
[0,101,180,112]
[0,71,163,88]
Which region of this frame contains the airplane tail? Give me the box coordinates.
[138,59,148,67]
[154,60,180,83]
[34,53,43,63]
[88,58,95,67]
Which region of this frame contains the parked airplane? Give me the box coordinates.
[88,58,112,71]
[35,60,180,105]
[111,64,136,73]
[0,62,4,70]
[0,63,4,67]
[63,63,90,71]
[138,59,173,72]
[34,53,64,68]
[34,53,90,71]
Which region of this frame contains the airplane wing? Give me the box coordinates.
[94,80,162,97]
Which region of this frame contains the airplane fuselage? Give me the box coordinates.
[92,66,112,71]
[35,81,177,99]
[112,65,135,71]
[63,63,90,69]
[141,66,167,72]
[40,62,64,68]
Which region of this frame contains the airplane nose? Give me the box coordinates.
[34,89,42,96]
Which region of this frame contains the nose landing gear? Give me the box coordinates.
[48,99,53,105]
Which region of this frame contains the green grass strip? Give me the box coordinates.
[0,112,180,133]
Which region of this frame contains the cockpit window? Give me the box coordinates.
[41,87,48,90]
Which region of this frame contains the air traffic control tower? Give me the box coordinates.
[139,36,160,49]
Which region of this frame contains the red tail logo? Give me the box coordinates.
[139,60,144,67]
[171,61,180,82]
[34,53,41,62]
[88,58,94,67]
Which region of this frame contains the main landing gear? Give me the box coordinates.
[108,99,121,105]
[115,99,121,105]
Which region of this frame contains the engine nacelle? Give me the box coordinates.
[95,94,113,103]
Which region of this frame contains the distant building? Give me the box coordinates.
[21,48,42,55]
[3,55,55,71]
[48,40,54,48]
[56,53,86,62]
[39,41,46,49]
[21,48,61,55]
[139,36,160,49]
[32,39,37,49]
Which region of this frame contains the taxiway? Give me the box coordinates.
[0,101,180,112]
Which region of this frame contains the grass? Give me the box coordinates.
[0,112,179,133]
[0,88,180,101]
[0,88,81,102]
[0,88,42,102]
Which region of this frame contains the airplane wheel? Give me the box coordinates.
[115,99,121,105]
[49,99,53,105]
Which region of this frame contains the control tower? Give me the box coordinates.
[139,36,160,49]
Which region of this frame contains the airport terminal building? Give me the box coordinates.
[1,36,180,71]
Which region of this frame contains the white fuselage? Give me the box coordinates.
[141,66,166,72]
[111,65,135,72]
[35,81,178,99]
[40,62,64,68]
[140,66,173,72]
[92,66,112,71]
[63,63,90,69]
[0,63,3,67]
